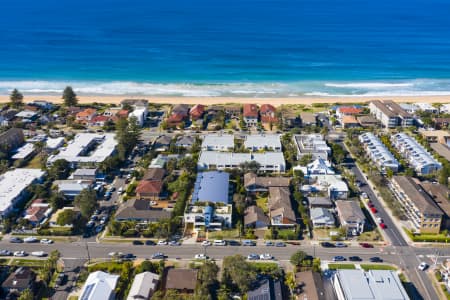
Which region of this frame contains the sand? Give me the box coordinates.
[0,94,450,106]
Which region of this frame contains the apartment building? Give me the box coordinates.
[293,134,331,160]
[391,133,441,175]
[198,151,286,172]
[391,176,443,234]
[359,132,399,172]
[369,100,414,128]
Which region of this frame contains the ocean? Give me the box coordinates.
[1,0,450,97]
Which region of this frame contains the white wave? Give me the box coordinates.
[325,82,414,89]
[304,92,332,96]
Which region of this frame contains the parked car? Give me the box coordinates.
[379,223,387,229]
[368,201,374,208]
[132,240,144,245]
[320,242,335,248]
[0,250,12,256]
[335,242,347,248]
[195,254,209,260]
[145,240,156,246]
[418,262,428,271]
[40,239,53,244]
[31,251,47,257]
[260,253,274,260]
[13,251,28,257]
[349,256,362,261]
[9,237,23,243]
[56,273,66,286]
[213,240,226,246]
[333,256,346,262]
[275,242,286,247]
[122,253,136,260]
[151,252,165,259]
[359,243,374,248]
[369,257,383,263]
[265,241,274,246]
[157,240,168,246]
[118,187,124,194]
[24,236,39,243]
[242,240,255,246]
[201,240,211,247]
[370,207,377,213]
[247,253,260,260]
[169,241,181,246]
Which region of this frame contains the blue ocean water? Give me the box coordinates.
[1,0,450,97]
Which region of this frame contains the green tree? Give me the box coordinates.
[62,86,78,106]
[56,209,76,226]
[74,188,97,218]
[195,261,219,299]
[49,191,66,210]
[18,288,33,300]
[10,88,24,108]
[299,154,313,166]
[116,117,142,160]
[48,159,70,180]
[290,250,308,266]
[222,255,256,293]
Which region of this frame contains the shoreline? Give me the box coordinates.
[0,94,449,106]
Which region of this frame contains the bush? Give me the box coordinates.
[122,229,138,237]
[277,229,298,240]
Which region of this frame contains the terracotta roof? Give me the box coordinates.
[165,269,198,291]
[260,104,276,114]
[167,113,185,123]
[76,108,97,118]
[243,104,258,118]
[136,180,163,194]
[189,104,205,119]
[116,109,129,118]
[337,107,363,114]
[261,115,278,124]
[342,115,359,124]
[90,115,110,123]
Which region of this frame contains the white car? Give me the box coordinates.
[14,251,27,257]
[213,240,226,246]
[108,251,123,257]
[201,240,211,246]
[260,253,274,260]
[195,254,209,259]
[24,236,39,243]
[157,240,168,245]
[31,251,46,257]
[418,262,428,271]
[40,239,53,244]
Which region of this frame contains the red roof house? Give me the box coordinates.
[136,180,163,200]
[260,104,278,124]
[243,104,259,126]
[189,104,205,120]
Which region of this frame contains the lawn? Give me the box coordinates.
[207,229,240,239]
[25,154,43,169]
[327,264,356,270]
[10,259,47,267]
[404,228,450,243]
[360,264,397,271]
[357,230,383,242]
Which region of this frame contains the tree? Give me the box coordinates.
[222,255,256,293]
[290,250,308,266]
[18,288,33,300]
[299,154,313,166]
[62,86,78,106]
[48,159,70,180]
[49,191,66,210]
[116,117,141,160]
[195,261,220,299]
[10,89,24,108]
[74,188,97,218]
[239,161,261,173]
[57,209,76,226]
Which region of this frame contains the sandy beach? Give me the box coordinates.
[1,94,450,106]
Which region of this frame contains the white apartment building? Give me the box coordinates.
[359,132,399,172]
[198,151,286,172]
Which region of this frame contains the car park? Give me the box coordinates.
[247,254,260,260]
[40,239,53,244]
[418,262,428,271]
[333,256,346,262]
[151,252,165,259]
[275,242,286,247]
[369,257,383,263]
[195,254,209,260]
[349,256,362,261]
[14,251,28,257]
[24,236,39,243]
[9,237,23,243]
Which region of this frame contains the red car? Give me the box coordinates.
[360,243,374,248]
[380,223,387,229]
[370,207,377,213]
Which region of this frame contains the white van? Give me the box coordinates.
[213,240,226,246]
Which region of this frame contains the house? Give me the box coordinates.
[419,129,450,146]
[45,137,65,151]
[310,207,335,228]
[2,267,35,297]
[0,128,24,150]
[201,134,234,151]
[293,134,330,160]
[283,111,301,128]
[121,99,149,108]
[184,171,232,231]
[391,133,441,175]
[224,105,241,120]
[336,106,363,120]
[24,199,52,226]
[315,175,348,200]
[332,270,409,300]
[11,143,36,161]
[243,104,259,126]
[299,112,317,127]
[127,272,159,300]
[430,143,450,162]
[247,279,283,300]
[357,115,380,128]
[153,135,172,152]
[49,207,80,227]
[433,117,450,130]
[415,102,438,113]
[0,169,45,219]
[55,180,92,198]
[244,172,290,193]
[294,271,326,300]
[115,199,171,222]
[76,108,97,125]
[0,109,19,126]
[268,187,296,228]
[198,151,286,172]
[79,271,119,300]
[72,168,98,181]
[391,176,443,234]
[260,104,278,124]
[420,181,450,230]
[142,168,166,181]
[167,104,189,127]
[89,115,110,127]
[189,104,205,120]
[136,180,163,200]
[308,197,333,209]
[244,205,270,229]
[244,134,282,152]
[175,135,196,149]
[335,200,365,236]
[15,110,39,122]
[297,158,335,177]
[129,107,148,127]
[341,115,360,129]
[369,100,414,128]
[165,268,198,294]
[65,106,83,116]
[29,100,55,111]
[359,132,399,173]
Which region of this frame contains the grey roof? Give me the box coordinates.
[115,199,171,222]
[335,200,365,223]
[334,270,409,300]
[244,134,281,150]
[244,205,270,226]
[310,207,335,224]
[165,269,198,290]
[308,197,333,207]
[198,151,285,170]
[127,272,159,300]
[247,279,283,300]
[192,171,230,204]
[175,135,195,147]
[201,134,234,150]
[72,168,97,177]
[430,143,450,161]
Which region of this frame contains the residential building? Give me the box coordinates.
[0,169,45,218]
[333,270,409,300]
[45,137,65,151]
[189,104,205,120]
[260,104,278,124]
[336,106,363,120]
[268,187,296,228]
[341,115,360,129]
[244,172,290,193]
[136,180,163,200]
[0,128,24,150]
[357,115,380,128]
[79,271,119,300]
[430,143,450,162]
[391,176,443,234]
[198,151,286,172]
[294,271,326,300]
[369,100,414,128]
[121,99,149,108]
[440,104,450,114]
[55,180,92,198]
[420,181,450,230]
[399,103,419,114]
[299,112,316,127]
[24,199,52,226]
[293,134,331,160]
[167,104,189,127]
[76,108,97,125]
[310,207,335,228]
[247,279,283,300]
[316,175,349,200]
[185,171,232,231]
[281,111,301,128]
[153,135,172,152]
[72,168,98,181]
[391,133,441,175]
[359,132,399,172]
[49,207,80,227]
[335,200,365,235]
[0,109,18,126]
[129,107,148,127]
[414,102,438,113]
[308,197,333,209]
[297,158,335,177]
[2,267,35,297]
[201,134,234,151]
[243,104,259,126]
[127,272,159,300]
[419,129,450,146]
[11,143,35,160]
[165,269,198,294]
[244,134,282,152]
[115,199,171,223]
[29,100,54,110]
[89,115,110,127]
[244,205,270,229]
[224,105,241,120]
[433,117,450,130]
[175,135,196,149]
[15,110,38,122]
[47,133,118,167]
[142,168,166,181]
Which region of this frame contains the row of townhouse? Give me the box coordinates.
[293,134,331,160]
[359,132,399,172]
[391,132,441,175]
[201,134,282,152]
[369,100,414,128]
